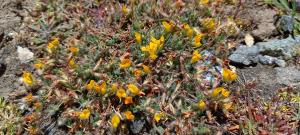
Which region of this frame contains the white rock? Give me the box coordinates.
[17,46,34,63]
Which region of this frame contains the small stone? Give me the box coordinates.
[17,46,34,63]
[229,45,259,66]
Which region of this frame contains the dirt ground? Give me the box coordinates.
[0,0,33,97]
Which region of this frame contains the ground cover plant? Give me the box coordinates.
[0,0,299,134]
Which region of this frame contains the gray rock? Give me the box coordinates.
[229,45,259,65]
[278,15,294,33]
[258,55,275,65]
[257,36,300,60]
[258,55,286,67]
[274,59,286,67]
[275,67,300,87]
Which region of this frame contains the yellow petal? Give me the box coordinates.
[211,87,224,98]
[116,88,127,98]
[154,112,165,122]
[134,32,142,44]
[124,111,135,121]
[221,89,230,98]
[111,83,118,93]
[127,84,140,95]
[86,80,95,90]
[22,71,34,86]
[111,114,120,128]
[79,109,91,120]
[119,59,131,69]
[124,96,133,105]
[198,100,206,110]
[142,65,151,74]
[191,50,201,64]
[69,58,77,69]
[69,47,79,55]
[162,21,173,32]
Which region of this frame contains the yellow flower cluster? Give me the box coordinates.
[211,87,230,98]
[141,36,164,60]
[222,68,238,82]
[86,80,107,94]
[47,38,60,53]
[191,50,201,64]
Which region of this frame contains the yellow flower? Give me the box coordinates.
[211,87,224,98]
[162,21,173,32]
[25,93,33,102]
[198,100,206,110]
[191,50,201,64]
[69,47,79,55]
[127,84,140,95]
[22,71,34,86]
[134,32,142,44]
[211,87,230,98]
[34,61,44,70]
[222,68,238,82]
[184,24,194,38]
[47,38,59,53]
[122,4,128,14]
[86,80,96,90]
[154,112,165,122]
[124,111,135,121]
[201,18,215,31]
[95,82,106,94]
[120,59,131,69]
[194,33,204,47]
[111,83,118,93]
[141,36,164,60]
[69,58,77,69]
[142,65,151,74]
[133,69,142,78]
[221,88,230,98]
[124,96,133,105]
[79,109,91,120]
[116,88,127,98]
[200,0,209,5]
[111,114,120,128]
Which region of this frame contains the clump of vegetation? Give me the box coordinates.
[0,97,23,134]
[3,0,300,134]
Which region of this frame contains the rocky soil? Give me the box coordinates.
[0,0,34,97]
